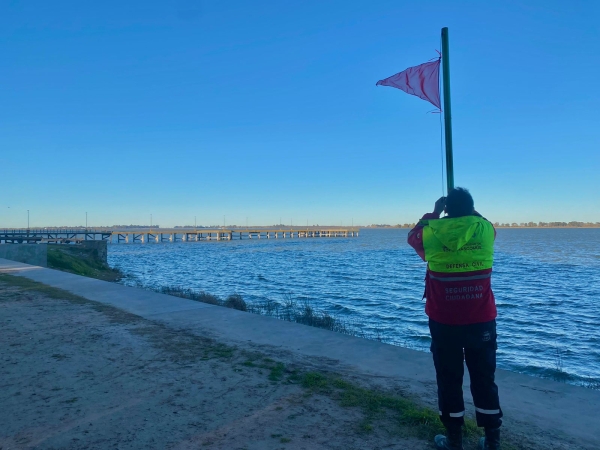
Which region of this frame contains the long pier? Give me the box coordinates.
[0,228,359,244]
[0,229,111,244]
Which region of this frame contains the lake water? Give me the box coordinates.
[108,228,600,388]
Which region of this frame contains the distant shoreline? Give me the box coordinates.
[495,226,600,229]
[365,226,600,229]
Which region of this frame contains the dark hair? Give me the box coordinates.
[445,187,474,218]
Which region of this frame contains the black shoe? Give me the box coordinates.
[478,427,500,450]
[434,425,463,450]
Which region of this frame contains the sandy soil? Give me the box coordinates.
[0,280,429,450]
[1,276,590,450]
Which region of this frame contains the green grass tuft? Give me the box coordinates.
[268,362,285,381]
[301,372,329,390]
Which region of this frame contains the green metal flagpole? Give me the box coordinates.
[441,27,454,193]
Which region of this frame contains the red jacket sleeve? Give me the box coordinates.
[407,213,440,261]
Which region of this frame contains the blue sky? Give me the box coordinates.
[1,0,598,227]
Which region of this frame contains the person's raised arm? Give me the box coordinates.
[407,197,446,261]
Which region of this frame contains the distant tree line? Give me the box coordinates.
[493,221,600,228]
[367,224,416,228]
[367,222,600,229]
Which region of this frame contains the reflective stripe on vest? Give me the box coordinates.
[429,273,492,282]
[422,216,494,273]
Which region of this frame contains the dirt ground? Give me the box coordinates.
[1,275,590,450]
[0,279,431,450]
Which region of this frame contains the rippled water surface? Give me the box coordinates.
[108,228,600,387]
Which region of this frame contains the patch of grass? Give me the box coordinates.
[300,372,329,390]
[268,362,285,382]
[358,419,373,433]
[151,287,247,312]
[224,294,247,311]
[47,246,122,281]
[158,286,222,306]
[280,437,291,443]
[299,371,487,443]
[237,354,293,384]
[295,300,337,330]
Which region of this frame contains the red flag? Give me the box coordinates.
[376,59,441,110]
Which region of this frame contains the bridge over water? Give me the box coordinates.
[0,228,359,244]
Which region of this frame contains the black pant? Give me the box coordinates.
[429,319,502,429]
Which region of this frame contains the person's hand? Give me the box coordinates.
[434,196,446,216]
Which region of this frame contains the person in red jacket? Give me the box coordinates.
[408,188,502,450]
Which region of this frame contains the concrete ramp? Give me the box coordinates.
[1,258,598,449]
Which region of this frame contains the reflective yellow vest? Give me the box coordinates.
[422,216,494,273]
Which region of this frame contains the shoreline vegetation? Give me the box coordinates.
[151,285,387,343]
[46,244,122,282]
